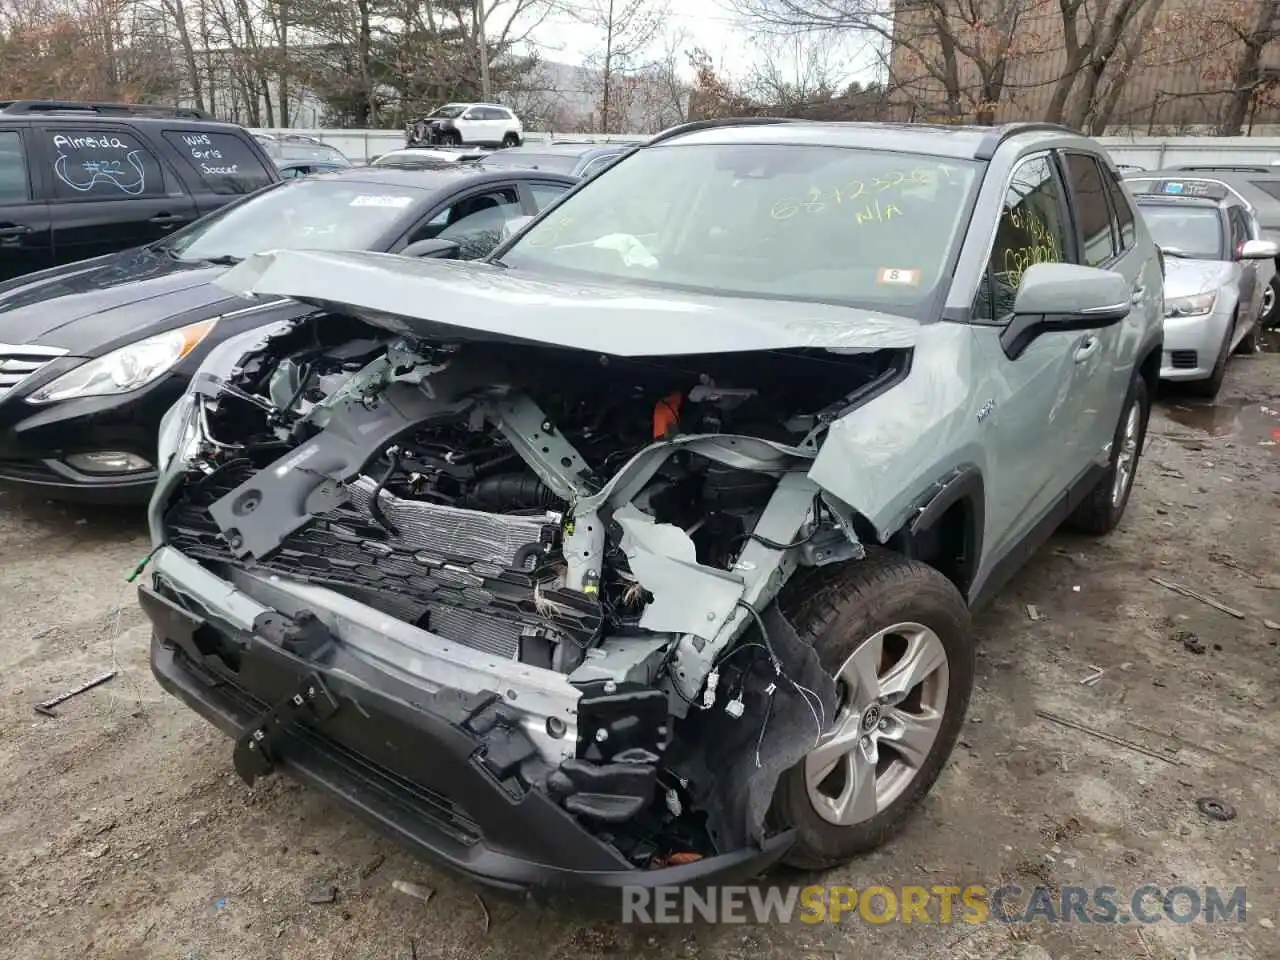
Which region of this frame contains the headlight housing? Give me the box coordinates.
[1164,292,1217,318]
[25,319,218,404]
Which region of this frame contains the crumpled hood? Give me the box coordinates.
[215,249,919,357]
[0,247,239,352]
[1162,258,1232,300]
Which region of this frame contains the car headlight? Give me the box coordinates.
[1163,292,1216,318]
[25,319,218,404]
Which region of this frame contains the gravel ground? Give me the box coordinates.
[0,347,1278,960]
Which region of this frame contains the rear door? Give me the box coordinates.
[1059,151,1146,462]
[0,127,53,282]
[34,123,199,263]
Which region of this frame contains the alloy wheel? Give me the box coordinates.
[805,622,950,826]
[1263,284,1276,324]
[1110,400,1141,508]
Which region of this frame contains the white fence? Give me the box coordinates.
[252,128,647,161]
[252,127,1280,169]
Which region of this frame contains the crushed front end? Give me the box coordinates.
[142,308,906,889]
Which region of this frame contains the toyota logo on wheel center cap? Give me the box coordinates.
[861,704,882,731]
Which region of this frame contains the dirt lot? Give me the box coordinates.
[1,347,1278,960]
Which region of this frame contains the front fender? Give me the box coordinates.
[807,322,985,542]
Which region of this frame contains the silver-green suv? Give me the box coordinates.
[140,120,1163,891]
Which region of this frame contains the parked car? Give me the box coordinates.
[141,119,1163,891]
[0,99,279,283]
[0,165,575,502]
[371,147,491,169]
[476,141,634,178]
[1127,178,1276,396]
[1127,168,1280,328]
[406,103,523,148]
[259,136,351,169]
[275,159,350,178]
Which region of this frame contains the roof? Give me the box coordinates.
[312,165,573,191]
[650,119,1085,161]
[492,143,627,159]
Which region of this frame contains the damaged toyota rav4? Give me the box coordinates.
[139,120,1164,890]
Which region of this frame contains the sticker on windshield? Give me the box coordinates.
[876,268,921,286]
[349,194,414,208]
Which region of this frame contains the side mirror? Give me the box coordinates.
[1238,239,1279,259]
[1001,262,1131,360]
[501,215,535,242]
[401,238,461,259]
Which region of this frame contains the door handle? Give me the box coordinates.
[0,225,32,238]
[1074,335,1100,363]
[1130,285,1146,305]
[148,213,185,225]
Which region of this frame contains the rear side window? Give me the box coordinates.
[1063,153,1115,266]
[163,131,274,195]
[0,131,29,204]
[1103,174,1137,251]
[47,128,166,200]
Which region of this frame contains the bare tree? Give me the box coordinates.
[568,0,668,131]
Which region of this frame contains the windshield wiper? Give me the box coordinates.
[1159,247,1193,258]
[202,255,243,266]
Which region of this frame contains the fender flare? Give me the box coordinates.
[904,463,985,596]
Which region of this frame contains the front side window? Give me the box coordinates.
[501,143,981,314]
[46,128,166,200]
[161,178,425,263]
[0,131,30,204]
[975,155,1072,322]
[1063,153,1116,266]
[529,182,570,211]
[1227,206,1251,253]
[407,187,521,260]
[1136,203,1224,260]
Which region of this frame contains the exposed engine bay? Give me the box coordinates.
[157,309,908,861]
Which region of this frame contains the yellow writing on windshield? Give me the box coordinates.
[770,166,957,221]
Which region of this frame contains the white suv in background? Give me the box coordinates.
[407,104,524,149]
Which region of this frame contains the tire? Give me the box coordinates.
[1261,273,1279,330]
[443,131,462,147]
[501,133,520,148]
[770,549,974,871]
[1065,374,1150,535]
[1187,316,1233,399]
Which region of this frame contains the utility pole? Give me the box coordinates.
[476,0,492,101]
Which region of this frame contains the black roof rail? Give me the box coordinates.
[1172,164,1272,173]
[973,122,1082,160]
[647,116,802,146]
[0,99,209,120]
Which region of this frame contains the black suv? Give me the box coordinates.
[0,100,279,283]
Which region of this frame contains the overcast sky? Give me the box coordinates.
[525,2,881,86]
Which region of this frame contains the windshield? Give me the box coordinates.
[500,143,980,313]
[372,151,458,169]
[160,178,424,263]
[1138,205,1224,259]
[428,104,467,119]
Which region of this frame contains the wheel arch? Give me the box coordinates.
[879,464,985,602]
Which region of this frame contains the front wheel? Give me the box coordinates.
[1261,274,1279,330]
[771,551,974,870]
[443,130,463,147]
[1065,374,1150,535]
[501,133,520,148]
